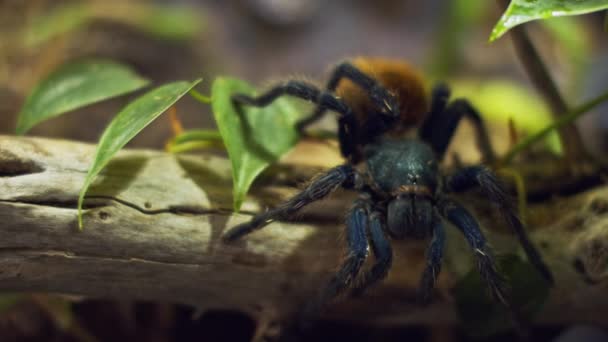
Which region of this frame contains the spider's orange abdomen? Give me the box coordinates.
[336,57,428,133]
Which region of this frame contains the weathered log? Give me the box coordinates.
[0,135,607,330]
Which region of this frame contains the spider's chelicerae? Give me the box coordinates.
[222,58,553,316]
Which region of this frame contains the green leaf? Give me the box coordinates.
[211,77,299,211]
[16,60,149,135]
[490,0,608,41]
[454,254,551,337]
[78,79,201,229]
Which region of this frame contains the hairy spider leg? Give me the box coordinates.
[303,198,371,319]
[350,209,393,297]
[445,166,554,284]
[419,94,496,163]
[231,80,361,159]
[418,214,446,303]
[428,83,451,118]
[222,165,358,242]
[295,62,399,134]
[440,200,507,303]
[440,199,531,338]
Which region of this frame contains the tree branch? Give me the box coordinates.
[0,135,607,327]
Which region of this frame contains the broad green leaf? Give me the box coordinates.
[211,78,299,211]
[78,79,201,229]
[491,0,608,41]
[451,79,561,154]
[454,254,551,337]
[16,60,149,135]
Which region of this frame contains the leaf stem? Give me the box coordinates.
[189,89,212,104]
[165,129,224,152]
[502,88,608,164]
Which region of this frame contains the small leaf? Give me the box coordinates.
[16,59,149,135]
[211,78,299,211]
[454,254,551,337]
[490,0,608,41]
[78,79,201,229]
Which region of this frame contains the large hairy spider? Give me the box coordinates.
[222,58,553,317]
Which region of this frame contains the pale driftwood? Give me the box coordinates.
[0,135,608,329]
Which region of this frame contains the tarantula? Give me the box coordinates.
[222,58,553,316]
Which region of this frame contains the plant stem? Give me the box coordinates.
[165,129,224,153]
[496,0,586,162]
[189,89,212,104]
[502,88,608,164]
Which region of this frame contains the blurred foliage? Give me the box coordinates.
[211,78,299,211]
[78,79,201,229]
[16,59,149,134]
[24,1,206,48]
[542,16,592,96]
[491,0,608,41]
[427,0,491,79]
[451,79,562,154]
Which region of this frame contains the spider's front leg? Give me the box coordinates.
[438,199,532,337]
[350,209,393,297]
[445,166,554,284]
[303,197,373,319]
[438,199,507,303]
[418,213,446,304]
[296,62,399,133]
[230,79,361,159]
[222,164,359,242]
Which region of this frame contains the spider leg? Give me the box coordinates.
[222,164,358,242]
[304,198,371,317]
[438,199,508,304]
[231,80,360,159]
[350,210,393,297]
[419,92,496,163]
[232,80,351,116]
[296,62,400,133]
[445,166,554,284]
[418,213,446,304]
[439,199,532,337]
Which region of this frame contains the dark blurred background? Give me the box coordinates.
[1,0,608,341]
